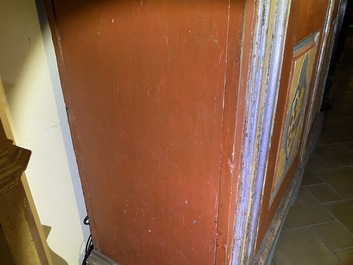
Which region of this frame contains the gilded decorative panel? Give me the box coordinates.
[271,33,319,201]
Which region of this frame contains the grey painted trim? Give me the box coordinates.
[86,250,121,265]
[300,0,337,161]
[232,1,270,263]
[232,0,291,264]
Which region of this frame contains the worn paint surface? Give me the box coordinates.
[45,1,245,264]
[230,0,295,263]
[271,35,318,201]
[257,0,331,249]
[302,0,342,159]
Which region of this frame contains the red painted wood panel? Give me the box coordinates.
[45,1,245,264]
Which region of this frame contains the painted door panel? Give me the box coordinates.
[256,0,330,247]
[43,0,341,264]
[44,1,246,264]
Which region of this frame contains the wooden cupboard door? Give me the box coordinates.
[256,0,331,247]
[44,1,245,264]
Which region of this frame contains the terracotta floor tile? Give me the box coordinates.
[316,167,353,199]
[323,117,340,127]
[332,116,353,134]
[325,200,353,234]
[323,115,341,127]
[306,155,333,171]
[274,35,353,264]
[306,184,343,204]
[313,222,353,251]
[336,249,353,265]
[317,127,352,145]
[314,145,353,167]
[342,142,353,152]
[284,189,333,229]
[273,229,343,265]
[333,94,353,115]
[301,168,324,186]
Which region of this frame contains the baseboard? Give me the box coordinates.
[86,250,120,265]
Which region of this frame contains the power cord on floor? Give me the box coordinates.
[82,216,94,265]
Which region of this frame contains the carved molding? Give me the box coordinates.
[300,0,338,161]
[0,120,51,264]
[232,0,292,264]
[0,137,31,197]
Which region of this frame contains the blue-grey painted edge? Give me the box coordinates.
[232,0,270,263]
[300,0,337,161]
[294,32,319,52]
[232,0,292,264]
[245,0,292,261]
[313,0,342,116]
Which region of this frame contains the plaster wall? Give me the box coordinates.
[0,0,89,263]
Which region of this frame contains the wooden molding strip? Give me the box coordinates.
[0,139,31,197]
[232,0,292,263]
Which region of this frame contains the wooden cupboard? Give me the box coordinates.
[44,0,343,264]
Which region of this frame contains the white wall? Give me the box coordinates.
[0,0,89,264]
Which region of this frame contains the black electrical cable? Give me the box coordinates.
[83,216,90,226]
[82,216,94,265]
